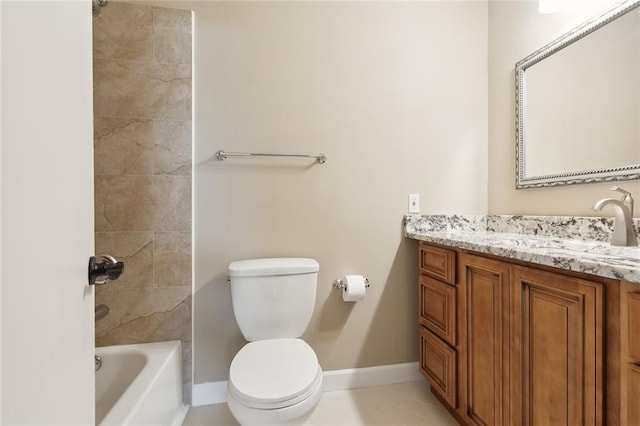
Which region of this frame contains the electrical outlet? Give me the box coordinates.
[408,194,420,213]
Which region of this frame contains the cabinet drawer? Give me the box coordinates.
[419,326,457,408]
[419,243,456,285]
[419,274,456,346]
[628,292,640,360]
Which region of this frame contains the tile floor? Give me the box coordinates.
[183,380,458,425]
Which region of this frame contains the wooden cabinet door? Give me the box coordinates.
[460,254,511,426]
[628,364,640,425]
[511,266,603,426]
[628,292,640,360]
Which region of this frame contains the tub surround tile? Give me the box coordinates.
[93,1,193,404]
[154,7,191,31]
[95,286,191,342]
[152,6,193,73]
[186,91,192,117]
[95,175,191,232]
[95,232,154,289]
[154,119,192,175]
[153,232,192,287]
[154,28,192,65]
[150,175,192,231]
[94,117,153,176]
[93,58,191,120]
[405,214,640,284]
[93,2,153,62]
[181,329,193,403]
[95,175,155,232]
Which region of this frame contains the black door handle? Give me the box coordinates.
[88,254,124,285]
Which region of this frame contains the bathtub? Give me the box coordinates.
[95,341,188,426]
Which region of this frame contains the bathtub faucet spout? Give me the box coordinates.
[95,304,110,321]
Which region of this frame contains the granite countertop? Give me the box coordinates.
[404,214,640,284]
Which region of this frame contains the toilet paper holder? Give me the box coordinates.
[332,277,370,290]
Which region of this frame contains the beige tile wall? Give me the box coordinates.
[92,1,192,402]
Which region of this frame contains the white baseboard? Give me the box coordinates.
[191,361,421,407]
[321,361,421,392]
[171,404,190,426]
[191,380,229,406]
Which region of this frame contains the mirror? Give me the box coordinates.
[516,0,640,189]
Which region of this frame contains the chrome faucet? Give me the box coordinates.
[593,186,637,247]
[611,186,634,217]
[95,304,110,321]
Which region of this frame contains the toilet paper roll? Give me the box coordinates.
[342,275,367,302]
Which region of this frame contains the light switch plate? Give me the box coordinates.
[408,194,420,213]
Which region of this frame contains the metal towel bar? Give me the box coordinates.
[215,150,327,164]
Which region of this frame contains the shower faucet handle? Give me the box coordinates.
[88,254,124,285]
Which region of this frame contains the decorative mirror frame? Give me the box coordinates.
[515,0,640,189]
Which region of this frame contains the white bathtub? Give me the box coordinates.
[95,341,188,426]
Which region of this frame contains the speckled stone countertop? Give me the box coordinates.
[404,214,640,284]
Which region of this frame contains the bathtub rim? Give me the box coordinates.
[95,340,188,426]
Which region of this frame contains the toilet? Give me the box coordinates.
[226,258,323,426]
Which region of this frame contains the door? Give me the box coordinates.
[511,266,603,426]
[1,1,95,424]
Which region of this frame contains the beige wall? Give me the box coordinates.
[108,0,640,390]
[488,0,640,216]
[92,2,193,401]
[139,1,488,383]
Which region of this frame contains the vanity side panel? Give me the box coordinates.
[603,278,621,426]
[456,248,468,425]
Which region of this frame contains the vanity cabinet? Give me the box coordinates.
[417,242,620,426]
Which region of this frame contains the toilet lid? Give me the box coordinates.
[229,338,320,407]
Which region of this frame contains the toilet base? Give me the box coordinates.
[226,376,323,426]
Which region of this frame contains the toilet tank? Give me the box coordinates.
[228,258,319,341]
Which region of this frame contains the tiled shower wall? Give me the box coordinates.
[92,2,192,402]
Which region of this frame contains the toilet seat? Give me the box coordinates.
[228,338,321,409]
